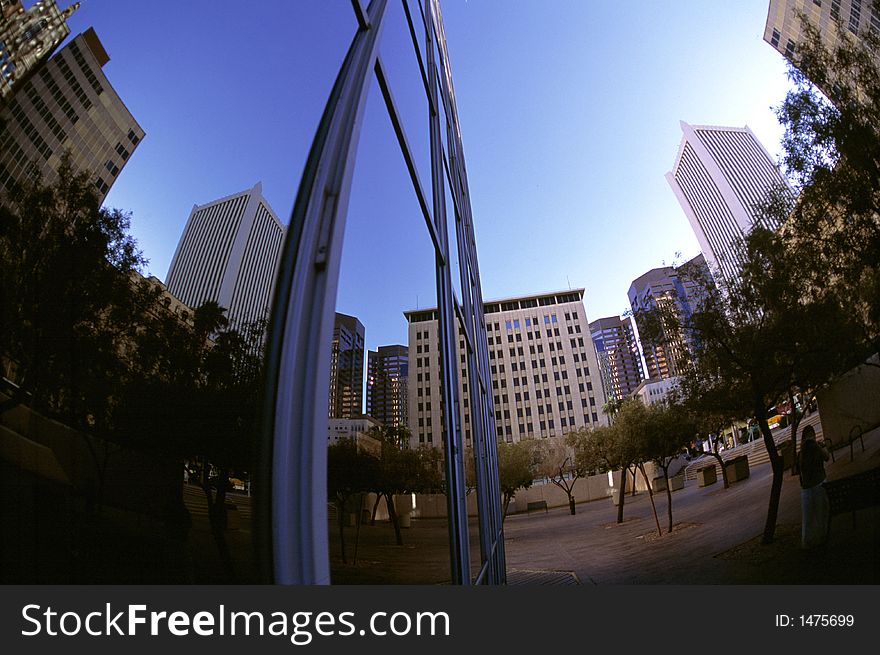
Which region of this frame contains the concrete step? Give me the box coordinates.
[683,413,824,481]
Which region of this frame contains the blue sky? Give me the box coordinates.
[62,0,792,353]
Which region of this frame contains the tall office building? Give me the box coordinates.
[0,0,79,103]
[165,183,284,332]
[329,313,366,420]
[589,316,644,403]
[366,344,408,428]
[628,255,707,380]
[406,289,607,448]
[765,0,880,63]
[666,122,789,283]
[764,0,880,103]
[0,28,144,203]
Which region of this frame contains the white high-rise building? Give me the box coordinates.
[405,289,607,449]
[165,182,284,331]
[666,122,789,282]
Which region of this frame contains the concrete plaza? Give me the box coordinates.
[328,425,879,585]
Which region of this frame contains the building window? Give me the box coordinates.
[849,0,862,34]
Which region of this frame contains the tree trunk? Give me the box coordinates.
[662,466,674,534]
[353,492,364,565]
[638,463,662,537]
[756,400,784,545]
[630,466,637,496]
[551,476,577,515]
[385,493,403,546]
[788,390,801,476]
[336,495,347,564]
[711,450,730,489]
[616,466,627,524]
[502,493,512,521]
[370,494,381,525]
[201,463,235,581]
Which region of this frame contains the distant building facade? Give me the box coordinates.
[329,313,366,420]
[633,376,681,407]
[165,182,284,333]
[589,315,644,403]
[0,28,144,203]
[366,344,408,428]
[406,289,607,448]
[628,255,707,380]
[0,0,79,103]
[666,122,789,283]
[328,416,382,456]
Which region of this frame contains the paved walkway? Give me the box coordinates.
[327,426,879,584]
[502,426,879,584]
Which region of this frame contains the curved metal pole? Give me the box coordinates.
[257,0,389,585]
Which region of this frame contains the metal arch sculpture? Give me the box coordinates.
[258,0,504,585]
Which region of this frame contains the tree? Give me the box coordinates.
[639,401,695,534]
[537,435,587,515]
[776,16,880,361]
[496,438,539,520]
[645,237,860,544]
[0,159,145,426]
[364,425,440,546]
[611,399,664,535]
[573,421,631,524]
[327,439,379,564]
[113,300,267,579]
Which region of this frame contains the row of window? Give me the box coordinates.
[55,55,91,111]
[495,412,600,438]
[69,41,104,97]
[25,84,66,144]
[9,99,52,160]
[38,67,79,126]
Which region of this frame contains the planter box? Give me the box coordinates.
[225,504,240,531]
[670,473,685,491]
[779,441,794,469]
[725,456,751,483]
[652,473,684,492]
[697,465,717,487]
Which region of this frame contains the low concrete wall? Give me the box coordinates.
[404,466,663,519]
[817,355,880,447]
[1,403,181,519]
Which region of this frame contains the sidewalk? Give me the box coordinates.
[327,426,878,584]
[502,426,880,584]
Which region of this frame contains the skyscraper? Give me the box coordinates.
[764,0,880,64]
[406,289,607,448]
[0,27,144,202]
[0,0,79,103]
[589,315,644,403]
[165,182,284,332]
[366,344,409,428]
[628,255,707,380]
[666,122,789,282]
[329,313,366,420]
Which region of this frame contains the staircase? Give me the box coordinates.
[684,413,823,481]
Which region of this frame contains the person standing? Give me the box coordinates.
[798,425,830,549]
